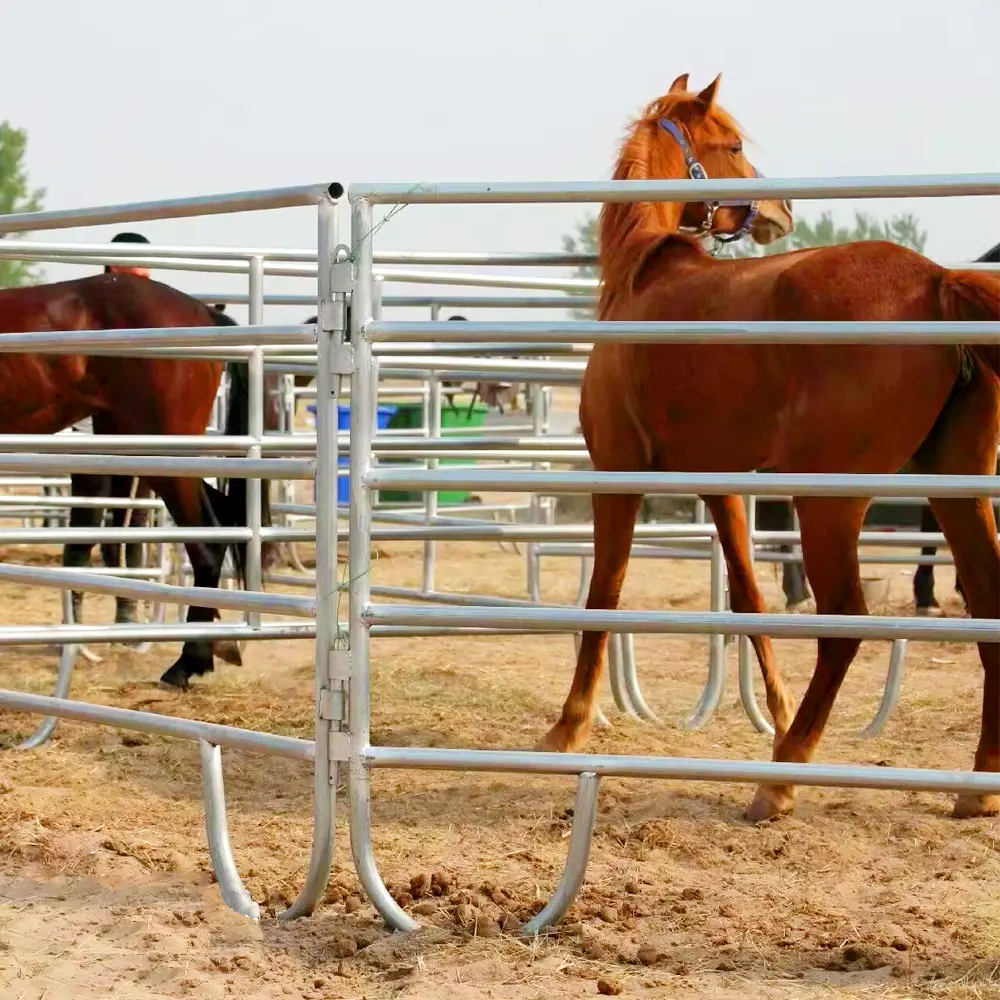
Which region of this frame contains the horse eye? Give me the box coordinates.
[731,143,743,155]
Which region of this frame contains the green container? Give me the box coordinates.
[379,400,489,505]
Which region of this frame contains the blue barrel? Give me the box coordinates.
[307,404,398,503]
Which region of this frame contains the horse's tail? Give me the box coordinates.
[938,270,1000,380]
[204,305,273,587]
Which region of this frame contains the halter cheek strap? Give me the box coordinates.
[657,117,760,244]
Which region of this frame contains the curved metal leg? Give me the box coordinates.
[350,757,419,932]
[607,633,638,718]
[858,639,908,739]
[620,633,659,723]
[15,590,79,750]
[198,740,261,921]
[685,537,728,729]
[738,636,774,735]
[522,773,601,935]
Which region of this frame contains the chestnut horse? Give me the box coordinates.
[0,273,265,690]
[538,75,1000,822]
[769,237,1000,617]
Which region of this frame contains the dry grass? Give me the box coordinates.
[0,518,997,998]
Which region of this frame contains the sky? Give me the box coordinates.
[4,0,1000,323]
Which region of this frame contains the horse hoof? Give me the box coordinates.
[158,666,190,691]
[786,598,815,615]
[745,784,795,823]
[534,722,581,754]
[214,639,244,667]
[952,792,1000,819]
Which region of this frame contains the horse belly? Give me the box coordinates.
[0,355,96,434]
[627,345,785,472]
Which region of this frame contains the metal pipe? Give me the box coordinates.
[0,453,313,479]
[0,690,314,759]
[14,593,79,751]
[0,622,316,646]
[364,604,1000,643]
[423,305,442,594]
[0,182,343,234]
[366,318,1000,345]
[0,562,314,617]
[364,468,1000,498]
[246,256,266,628]
[0,324,314,354]
[521,773,601,934]
[858,640,909,739]
[348,196,419,933]
[199,741,262,920]
[362,745,1000,796]
[738,496,766,734]
[281,195,341,922]
[349,173,1000,205]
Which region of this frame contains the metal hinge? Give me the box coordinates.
[331,344,354,376]
[329,731,351,763]
[318,684,346,723]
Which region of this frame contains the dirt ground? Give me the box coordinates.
[0,496,997,998]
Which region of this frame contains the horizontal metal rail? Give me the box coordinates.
[0,563,314,618]
[0,526,313,544]
[364,468,1000,497]
[362,745,1000,795]
[0,240,594,268]
[0,622,316,646]
[366,318,1000,345]
[0,454,313,479]
[364,604,1000,642]
[349,173,1000,205]
[0,690,314,760]
[0,324,315,354]
[0,182,342,234]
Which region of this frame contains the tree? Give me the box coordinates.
[721,209,927,258]
[560,213,600,319]
[0,122,46,288]
[561,209,928,316]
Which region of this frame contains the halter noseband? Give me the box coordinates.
[657,118,760,245]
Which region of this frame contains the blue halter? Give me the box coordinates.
[657,118,760,245]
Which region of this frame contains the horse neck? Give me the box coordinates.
[598,122,689,319]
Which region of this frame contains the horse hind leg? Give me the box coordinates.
[747,496,871,822]
[144,476,237,691]
[536,491,642,752]
[63,473,110,624]
[928,497,1000,817]
[911,367,999,818]
[702,495,795,739]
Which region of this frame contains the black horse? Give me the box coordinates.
[764,237,1000,614]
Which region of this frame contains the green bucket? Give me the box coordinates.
[378,400,489,505]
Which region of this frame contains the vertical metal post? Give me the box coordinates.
[422,303,442,594]
[348,198,419,933]
[736,498,773,736]
[279,195,341,921]
[526,383,545,603]
[245,256,265,623]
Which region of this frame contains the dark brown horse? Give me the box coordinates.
[537,75,1000,822]
[0,272,266,690]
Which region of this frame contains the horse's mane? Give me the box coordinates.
[597,93,748,318]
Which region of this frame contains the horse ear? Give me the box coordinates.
[669,73,689,93]
[695,74,721,106]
